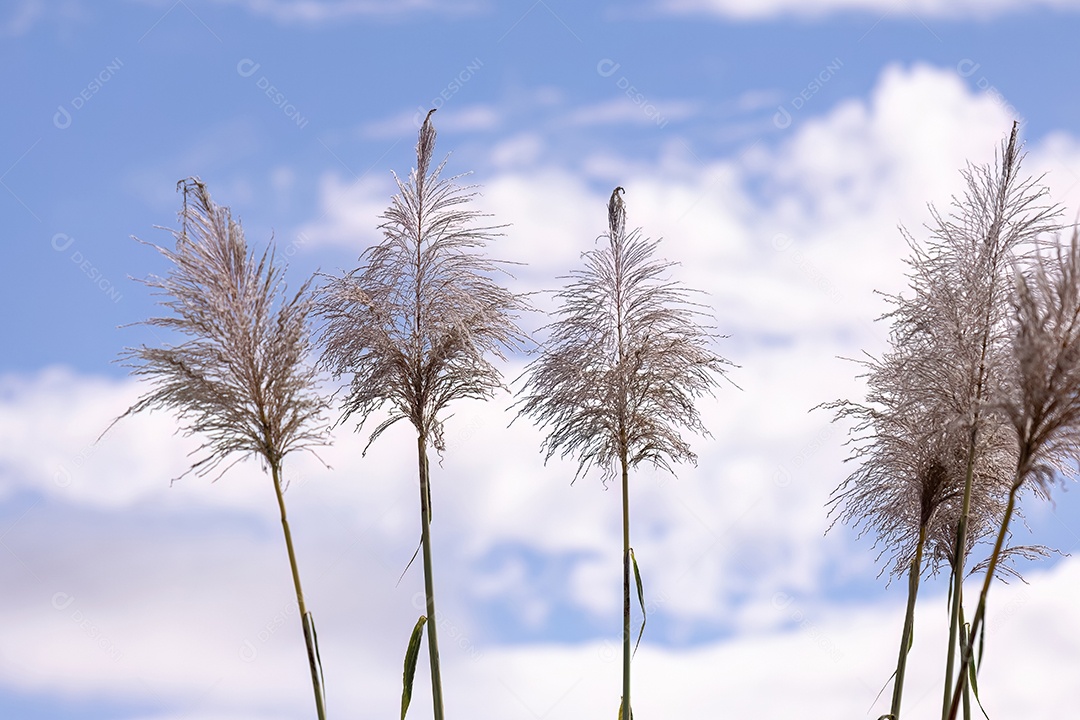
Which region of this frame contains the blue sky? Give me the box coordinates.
[5,1,1080,718]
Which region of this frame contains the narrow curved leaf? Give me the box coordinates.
[966,619,991,720]
[397,537,422,587]
[302,611,326,709]
[401,615,427,720]
[869,670,897,713]
[630,548,646,658]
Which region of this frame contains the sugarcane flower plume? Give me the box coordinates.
[115,177,331,479]
[317,109,528,452]
[1005,227,1080,494]
[516,186,733,482]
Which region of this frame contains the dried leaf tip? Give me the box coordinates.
[418,108,437,179]
[609,186,626,241]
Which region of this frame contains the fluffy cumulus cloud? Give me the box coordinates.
[4,62,1080,716]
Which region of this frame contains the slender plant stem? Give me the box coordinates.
[941,422,979,719]
[942,126,1020,719]
[613,195,632,720]
[621,452,631,720]
[417,433,445,720]
[270,461,326,720]
[947,480,1019,720]
[958,607,972,720]
[890,524,926,720]
[940,512,965,716]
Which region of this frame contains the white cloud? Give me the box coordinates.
[5,60,1080,716]
[490,133,546,168]
[435,105,502,133]
[4,493,1079,719]
[655,0,1080,19]
[282,60,1080,624]
[563,98,698,128]
[361,104,502,140]
[295,172,396,250]
[1028,130,1080,216]
[357,109,426,139]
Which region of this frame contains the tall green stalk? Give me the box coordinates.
[940,123,1039,720]
[947,228,1080,716]
[947,480,1020,720]
[889,524,925,719]
[620,454,631,718]
[318,110,526,720]
[946,152,1077,720]
[417,434,445,720]
[941,434,978,720]
[614,208,632,720]
[958,607,972,720]
[116,178,333,718]
[827,122,1060,720]
[516,187,730,718]
[271,461,326,720]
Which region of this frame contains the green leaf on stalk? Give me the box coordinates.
[630,548,646,658]
[968,652,990,720]
[966,621,991,720]
[401,615,427,720]
[975,617,986,672]
[302,611,326,708]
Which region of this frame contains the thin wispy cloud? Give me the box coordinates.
[655,0,1080,19]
